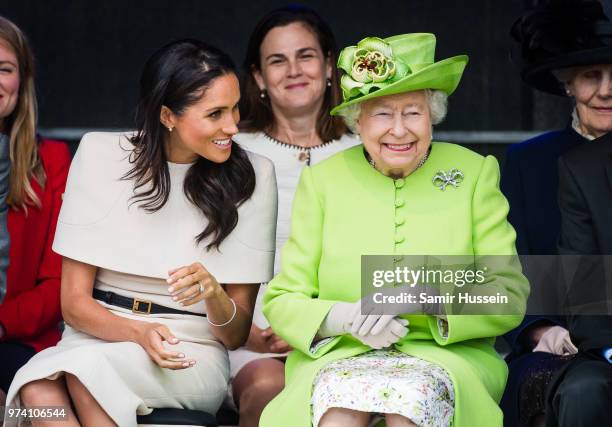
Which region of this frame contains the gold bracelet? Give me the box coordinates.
[207,298,237,327]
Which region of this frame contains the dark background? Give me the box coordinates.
[2,0,608,158]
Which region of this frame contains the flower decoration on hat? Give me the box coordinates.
[330,33,469,115]
[338,37,410,101]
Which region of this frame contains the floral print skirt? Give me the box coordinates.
[311,349,454,427]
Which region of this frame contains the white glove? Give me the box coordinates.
[533,326,578,355]
[319,302,409,349]
[357,317,409,349]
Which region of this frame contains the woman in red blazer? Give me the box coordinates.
[0,16,70,401]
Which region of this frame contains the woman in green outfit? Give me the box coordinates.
[262,33,529,427]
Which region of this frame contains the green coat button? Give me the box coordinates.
[394,199,405,208]
[395,218,405,226]
[394,179,405,189]
[395,236,405,244]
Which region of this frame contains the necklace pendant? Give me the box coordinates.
[297,151,310,163]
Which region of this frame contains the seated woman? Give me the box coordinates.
[4,39,276,427]
[261,33,528,427]
[0,15,70,404]
[501,1,612,424]
[230,6,358,425]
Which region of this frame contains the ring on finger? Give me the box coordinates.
[197,281,204,294]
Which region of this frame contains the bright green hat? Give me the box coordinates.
[330,33,469,115]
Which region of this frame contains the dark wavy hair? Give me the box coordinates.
[239,5,347,140]
[125,39,256,250]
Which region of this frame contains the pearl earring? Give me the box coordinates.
[167,126,173,132]
[326,79,332,87]
[260,90,267,99]
[566,89,572,96]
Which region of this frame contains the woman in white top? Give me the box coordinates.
[230,6,358,426]
[4,39,276,427]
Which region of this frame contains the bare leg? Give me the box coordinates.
[386,413,418,427]
[232,358,285,427]
[65,374,116,427]
[19,377,79,427]
[318,407,370,427]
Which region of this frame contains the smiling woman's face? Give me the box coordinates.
[253,22,331,117]
[162,73,241,164]
[357,90,432,178]
[567,64,612,138]
[0,39,19,133]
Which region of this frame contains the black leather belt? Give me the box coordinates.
[93,288,207,318]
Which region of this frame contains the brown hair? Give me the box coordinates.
[239,6,347,141]
[0,16,44,210]
[126,39,255,250]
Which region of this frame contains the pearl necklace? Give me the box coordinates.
[367,149,430,175]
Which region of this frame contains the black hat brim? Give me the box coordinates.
[522,45,612,96]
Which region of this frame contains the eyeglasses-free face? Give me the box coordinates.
[357,90,432,178]
[162,73,241,164]
[253,22,331,118]
[0,39,20,133]
[568,64,612,138]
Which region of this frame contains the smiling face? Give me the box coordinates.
[357,90,432,178]
[253,21,331,117]
[162,73,240,164]
[567,64,612,138]
[0,39,19,133]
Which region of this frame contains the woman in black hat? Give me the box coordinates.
[501,1,612,426]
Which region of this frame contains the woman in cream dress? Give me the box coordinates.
[4,39,276,427]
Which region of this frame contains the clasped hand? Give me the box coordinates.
[246,324,292,354]
[320,300,409,349]
[533,325,578,356]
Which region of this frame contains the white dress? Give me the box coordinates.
[4,132,277,427]
[311,350,455,427]
[228,132,360,379]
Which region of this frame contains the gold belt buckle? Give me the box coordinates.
[132,298,152,315]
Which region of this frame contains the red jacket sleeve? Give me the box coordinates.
[0,141,71,341]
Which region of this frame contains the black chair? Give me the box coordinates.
[215,404,239,426]
[137,408,218,426]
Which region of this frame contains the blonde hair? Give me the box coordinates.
[0,16,44,210]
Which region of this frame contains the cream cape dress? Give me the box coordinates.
[4,132,277,427]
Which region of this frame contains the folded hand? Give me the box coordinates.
[533,326,578,355]
[246,324,292,354]
[319,301,409,349]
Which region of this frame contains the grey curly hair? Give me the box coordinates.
[337,89,448,134]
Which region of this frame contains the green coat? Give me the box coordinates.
[262,143,528,427]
